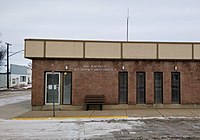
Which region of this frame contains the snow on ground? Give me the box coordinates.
[0,87,8,91]
[0,118,200,139]
[0,119,144,139]
[0,94,31,107]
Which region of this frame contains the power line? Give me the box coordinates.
[9,50,24,57]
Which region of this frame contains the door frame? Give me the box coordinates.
[45,72,61,105]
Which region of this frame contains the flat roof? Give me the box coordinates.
[24,38,200,60]
[25,38,200,44]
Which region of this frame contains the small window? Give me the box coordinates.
[136,72,146,104]
[12,78,16,84]
[63,72,72,104]
[28,77,31,84]
[171,72,180,103]
[154,72,163,103]
[119,72,128,104]
[20,76,26,82]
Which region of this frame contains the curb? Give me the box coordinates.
[11,116,128,120]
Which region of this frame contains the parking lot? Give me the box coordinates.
[0,90,31,119]
[0,90,200,139]
[0,118,200,139]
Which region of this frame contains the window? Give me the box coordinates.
[136,72,145,104]
[171,72,180,103]
[119,72,128,104]
[12,78,16,84]
[28,77,30,84]
[63,72,72,104]
[20,76,26,82]
[154,72,163,103]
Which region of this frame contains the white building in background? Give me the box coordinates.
[0,73,7,88]
[0,64,32,88]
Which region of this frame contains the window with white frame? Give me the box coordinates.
[12,78,16,84]
[20,76,26,82]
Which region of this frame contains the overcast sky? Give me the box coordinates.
[0,0,200,68]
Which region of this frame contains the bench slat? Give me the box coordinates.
[85,95,105,111]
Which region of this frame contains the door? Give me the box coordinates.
[154,72,163,104]
[172,72,180,103]
[119,72,128,104]
[45,72,60,105]
[136,72,145,104]
[63,72,72,104]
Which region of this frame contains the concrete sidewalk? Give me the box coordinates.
[14,108,200,120]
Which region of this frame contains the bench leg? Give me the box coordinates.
[86,104,89,111]
[100,105,102,111]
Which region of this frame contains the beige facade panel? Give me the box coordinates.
[25,41,44,57]
[159,44,192,59]
[194,44,200,59]
[123,43,157,59]
[85,42,121,58]
[46,41,83,58]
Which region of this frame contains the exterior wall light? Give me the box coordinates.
[65,65,68,70]
[122,65,125,70]
[174,66,178,71]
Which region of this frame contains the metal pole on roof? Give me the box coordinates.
[126,8,129,41]
[5,42,11,89]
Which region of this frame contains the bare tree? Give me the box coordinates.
[27,61,32,70]
[0,36,6,69]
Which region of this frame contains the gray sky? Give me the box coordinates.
[0,0,200,67]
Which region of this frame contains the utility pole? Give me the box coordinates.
[126,8,130,41]
[5,42,11,89]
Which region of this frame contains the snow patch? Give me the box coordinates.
[0,119,144,139]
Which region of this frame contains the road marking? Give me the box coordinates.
[90,116,128,119]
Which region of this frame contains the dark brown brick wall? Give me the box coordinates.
[32,59,200,106]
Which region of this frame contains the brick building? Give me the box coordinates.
[25,39,200,110]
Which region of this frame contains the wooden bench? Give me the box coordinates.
[85,95,105,111]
